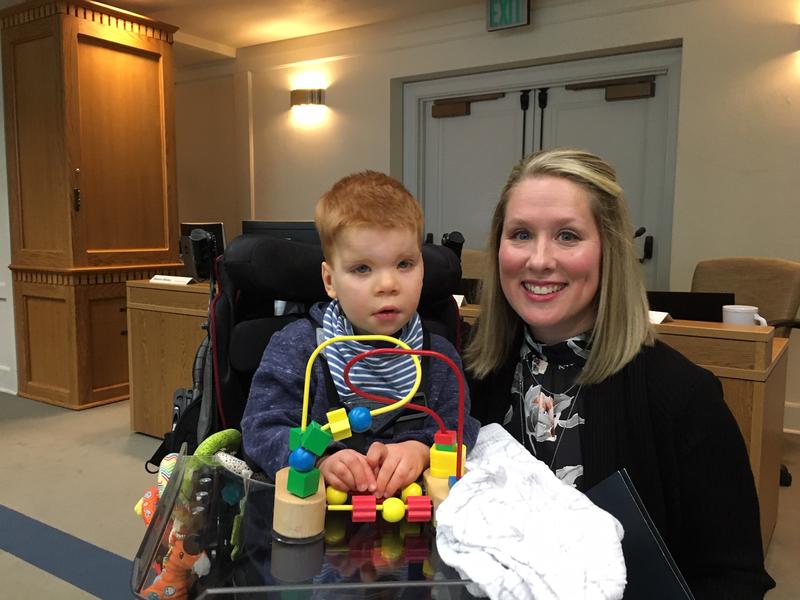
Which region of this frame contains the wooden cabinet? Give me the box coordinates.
[1,1,181,408]
[127,280,210,437]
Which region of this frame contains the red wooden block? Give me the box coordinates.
[434,430,456,446]
[406,495,432,522]
[351,495,377,522]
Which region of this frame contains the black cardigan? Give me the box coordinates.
[469,339,775,599]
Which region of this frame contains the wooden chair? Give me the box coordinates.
[691,257,800,337]
[691,256,800,486]
[460,248,487,281]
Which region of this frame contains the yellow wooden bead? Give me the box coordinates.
[381,497,406,523]
[401,482,422,502]
[429,444,467,478]
[326,486,349,505]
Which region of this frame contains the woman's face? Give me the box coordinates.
[498,175,602,344]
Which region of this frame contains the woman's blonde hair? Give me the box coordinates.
[465,148,653,384]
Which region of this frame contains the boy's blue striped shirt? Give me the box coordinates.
[322,300,423,427]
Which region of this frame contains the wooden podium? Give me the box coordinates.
[655,320,788,549]
[127,280,210,437]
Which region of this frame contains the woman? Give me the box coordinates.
[466,148,774,598]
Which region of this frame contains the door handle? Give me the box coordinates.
[639,235,654,263]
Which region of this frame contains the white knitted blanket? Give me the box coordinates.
[435,423,626,600]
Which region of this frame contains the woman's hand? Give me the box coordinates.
[366,440,429,498]
[318,449,377,493]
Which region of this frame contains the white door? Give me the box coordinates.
[536,84,674,289]
[423,92,526,251]
[403,49,680,290]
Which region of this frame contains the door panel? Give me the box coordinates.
[62,16,178,268]
[2,17,72,266]
[87,295,128,390]
[423,93,527,250]
[538,85,672,289]
[77,38,166,252]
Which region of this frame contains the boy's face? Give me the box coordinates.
[321,225,423,336]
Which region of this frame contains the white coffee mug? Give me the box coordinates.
[722,305,767,326]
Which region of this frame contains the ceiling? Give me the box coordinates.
[0,0,479,65]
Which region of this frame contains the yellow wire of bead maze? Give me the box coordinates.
[299,334,422,432]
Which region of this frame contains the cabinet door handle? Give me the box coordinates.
[73,187,81,211]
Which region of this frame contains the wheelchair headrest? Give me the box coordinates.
[220,234,327,302]
[219,234,462,304]
[421,242,462,305]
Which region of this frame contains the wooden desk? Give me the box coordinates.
[460,303,480,325]
[655,320,788,550]
[127,280,210,437]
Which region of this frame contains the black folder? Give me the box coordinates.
[585,469,695,599]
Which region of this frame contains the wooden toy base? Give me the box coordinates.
[422,468,451,526]
[273,467,326,541]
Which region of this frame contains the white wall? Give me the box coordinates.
[175,0,800,287]
[0,43,17,394]
[174,72,254,238]
[174,0,800,426]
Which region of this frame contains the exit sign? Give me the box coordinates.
[487,0,530,31]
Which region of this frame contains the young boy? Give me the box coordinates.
[241,171,479,499]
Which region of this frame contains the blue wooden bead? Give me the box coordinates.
[348,406,372,433]
[289,447,315,472]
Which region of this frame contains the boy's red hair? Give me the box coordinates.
[315,171,424,259]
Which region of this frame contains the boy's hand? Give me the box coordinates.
[318,449,376,493]
[366,440,429,498]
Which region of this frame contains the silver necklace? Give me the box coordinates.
[525,350,579,397]
[547,384,582,469]
[529,371,579,397]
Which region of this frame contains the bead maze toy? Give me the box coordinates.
[272,334,467,541]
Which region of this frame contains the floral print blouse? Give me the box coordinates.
[509,329,590,490]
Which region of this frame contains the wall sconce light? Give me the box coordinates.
[290,88,325,107]
[290,87,328,128]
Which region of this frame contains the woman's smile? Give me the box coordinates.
[522,281,567,297]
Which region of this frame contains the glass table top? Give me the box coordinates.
[132,454,476,599]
